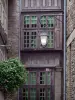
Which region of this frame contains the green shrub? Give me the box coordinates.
[0,58,27,93]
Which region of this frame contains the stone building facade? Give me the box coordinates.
[0,0,20,100]
[0,0,20,59]
[67,0,75,100]
[0,0,8,61]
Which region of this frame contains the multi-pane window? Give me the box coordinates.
[30,88,36,100]
[24,32,30,48]
[24,15,54,28]
[47,31,54,48]
[31,32,37,48]
[22,88,28,100]
[47,72,51,85]
[23,15,55,49]
[40,16,46,27]
[40,88,45,100]
[23,31,54,49]
[30,72,36,85]
[48,16,54,27]
[40,72,46,84]
[24,31,37,48]
[24,16,30,28]
[31,16,37,27]
[47,89,51,100]
[20,70,54,100]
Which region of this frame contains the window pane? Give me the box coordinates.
[30,72,36,85]
[47,89,50,100]
[30,88,36,100]
[31,16,37,27]
[40,88,45,100]
[40,16,46,27]
[25,73,29,85]
[47,72,51,85]
[24,16,30,24]
[22,88,28,100]
[24,32,30,48]
[48,16,54,27]
[40,72,46,84]
[31,32,37,48]
[47,31,54,48]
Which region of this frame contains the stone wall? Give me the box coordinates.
[67,0,75,100]
[55,71,62,100]
[8,0,20,58]
[67,0,75,37]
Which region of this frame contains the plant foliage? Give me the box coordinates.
[0,58,27,93]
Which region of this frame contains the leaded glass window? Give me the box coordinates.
[24,16,30,28]
[24,31,37,48]
[24,32,30,48]
[40,88,45,100]
[30,88,36,100]
[47,31,54,48]
[22,88,28,100]
[48,16,54,27]
[40,72,46,84]
[31,32,37,48]
[40,16,46,27]
[47,72,51,85]
[47,89,50,100]
[31,16,37,27]
[30,72,36,85]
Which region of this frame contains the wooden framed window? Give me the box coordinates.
[47,72,51,85]
[39,88,46,100]
[23,31,54,49]
[31,32,37,48]
[47,31,54,48]
[40,72,46,85]
[47,88,51,100]
[24,31,37,48]
[21,14,62,50]
[30,88,36,100]
[24,16,30,28]
[20,69,54,100]
[48,16,54,28]
[30,72,36,85]
[22,88,28,100]
[24,32,30,48]
[40,16,46,28]
[31,16,37,28]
